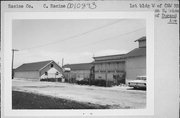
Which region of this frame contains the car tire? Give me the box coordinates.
[134,87,138,89]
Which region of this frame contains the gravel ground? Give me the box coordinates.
[12,78,146,109]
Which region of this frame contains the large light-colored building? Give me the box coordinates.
[93,36,146,84]
[14,60,63,80]
[125,36,146,83]
[93,54,126,85]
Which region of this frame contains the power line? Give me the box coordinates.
[68,27,145,50]
[15,27,145,55]
[19,20,124,51]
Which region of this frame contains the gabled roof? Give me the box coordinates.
[63,63,92,70]
[15,60,53,72]
[126,48,146,58]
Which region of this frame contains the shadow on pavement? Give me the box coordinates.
[127,88,146,91]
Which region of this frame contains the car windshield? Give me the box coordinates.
[137,76,146,80]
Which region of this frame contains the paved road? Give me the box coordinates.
[12,79,146,109]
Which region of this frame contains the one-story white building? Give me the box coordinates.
[14,60,63,81]
[63,63,93,83]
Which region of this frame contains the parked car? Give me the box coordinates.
[127,76,146,89]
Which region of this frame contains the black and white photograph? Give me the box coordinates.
[11,19,147,109]
[1,0,179,118]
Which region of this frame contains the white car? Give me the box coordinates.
[127,76,146,89]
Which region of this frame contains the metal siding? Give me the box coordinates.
[64,70,90,81]
[139,41,146,48]
[95,72,106,80]
[125,56,146,83]
[107,73,114,81]
[14,71,39,79]
[74,70,90,78]
[94,61,125,81]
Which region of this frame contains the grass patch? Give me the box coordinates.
[12,91,109,109]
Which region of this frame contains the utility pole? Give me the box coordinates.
[105,70,108,87]
[62,58,64,67]
[12,49,19,79]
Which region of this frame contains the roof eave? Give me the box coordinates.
[134,36,146,42]
[38,60,54,71]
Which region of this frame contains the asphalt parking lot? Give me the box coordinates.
[12,79,146,109]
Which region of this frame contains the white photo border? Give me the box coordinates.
[2,12,154,117]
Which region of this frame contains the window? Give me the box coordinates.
[50,64,53,68]
[98,76,102,79]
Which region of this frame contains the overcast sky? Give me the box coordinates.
[13,19,146,68]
